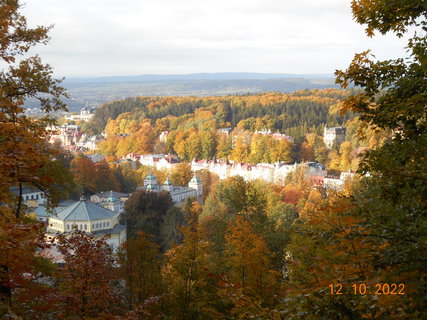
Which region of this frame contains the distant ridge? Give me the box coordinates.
[24,73,339,112]
[63,72,334,84]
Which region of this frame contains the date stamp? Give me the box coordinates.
[329,283,406,295]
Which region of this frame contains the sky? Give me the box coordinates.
[22,0,409,77]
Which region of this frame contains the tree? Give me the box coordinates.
[94,160,120,192]
[0,2,70,317]
[195,169,219,201]
[221,215,279,318]
[270,139,293,163]
[0,219,55,317]
[0,0,68,220]
[161,202,217,319]
[54,231,118,319]
[117,232,161,311]
[170,163,193,186]
[333,0,426,317]
[122,190,176,246]
[200,132,217,160]
[282,184,303,206]
[70,156,97,196]
[216,134,232,160]
[300,142,314,162]
[230,137,250,163]
[338,141,352,171]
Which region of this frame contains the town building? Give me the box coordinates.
[90,191,130,215]
[254,129,295,143]
[323,171,356,191]
[46,199,127,252]
[138,174,202,204]
[324,126,346,148]
[10,186,46,207]
[139,154,181,170]
[64,106,96,122]
[47,124,104,152]
[191,160,326,185]
[217,127,233,136]
[159,131,169,143]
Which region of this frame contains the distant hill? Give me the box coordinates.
[26,73,339,112]
[63,72,334,83]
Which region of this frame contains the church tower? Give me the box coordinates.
[143,173,158,190]
[188,175,203,199]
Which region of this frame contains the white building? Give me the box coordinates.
[254,129,295,143]
[159,131,169,143]
[10,186,46,206]
[64,107,96,122]
[138,173,202,204]
[217,127,232,136]
[46,199,127,252]
[139,154,180,170]
[324,127,346,148]
[191,160,326,185]
[324,171,356,191]
[90,191,130,215]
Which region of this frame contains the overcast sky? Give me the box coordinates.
[22,0,409,77]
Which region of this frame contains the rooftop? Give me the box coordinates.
[94,191,129,199]
[55,200,117,221]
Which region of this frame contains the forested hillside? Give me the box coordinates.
[80,89,366,166]
[83,89,356,137]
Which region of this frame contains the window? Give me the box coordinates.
[67,224,70,230]
[84,224,87,231]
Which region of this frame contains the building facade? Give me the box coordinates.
[324,126,346,148]
[46,200,127,252]
[90,190,130,215]
[191,160,326,185]
[138,174,202,204]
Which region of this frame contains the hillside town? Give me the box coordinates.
[2,1,424,318]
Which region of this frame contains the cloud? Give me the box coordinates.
[21,0,409,77]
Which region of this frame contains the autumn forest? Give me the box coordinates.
[1,0,426,319]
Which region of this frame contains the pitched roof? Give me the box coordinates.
[34,206,54,217]
[10,186,42,195]
[94,191,129,199]
[56,200,117,221]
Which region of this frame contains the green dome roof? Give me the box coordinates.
[145,173,156,180]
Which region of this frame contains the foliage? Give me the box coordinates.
[170,163,193,186]
[161,202,218,319]
[117,232,162,312]
[0,0,69,219]
[122,190,181,249]
[54,231,118,319]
